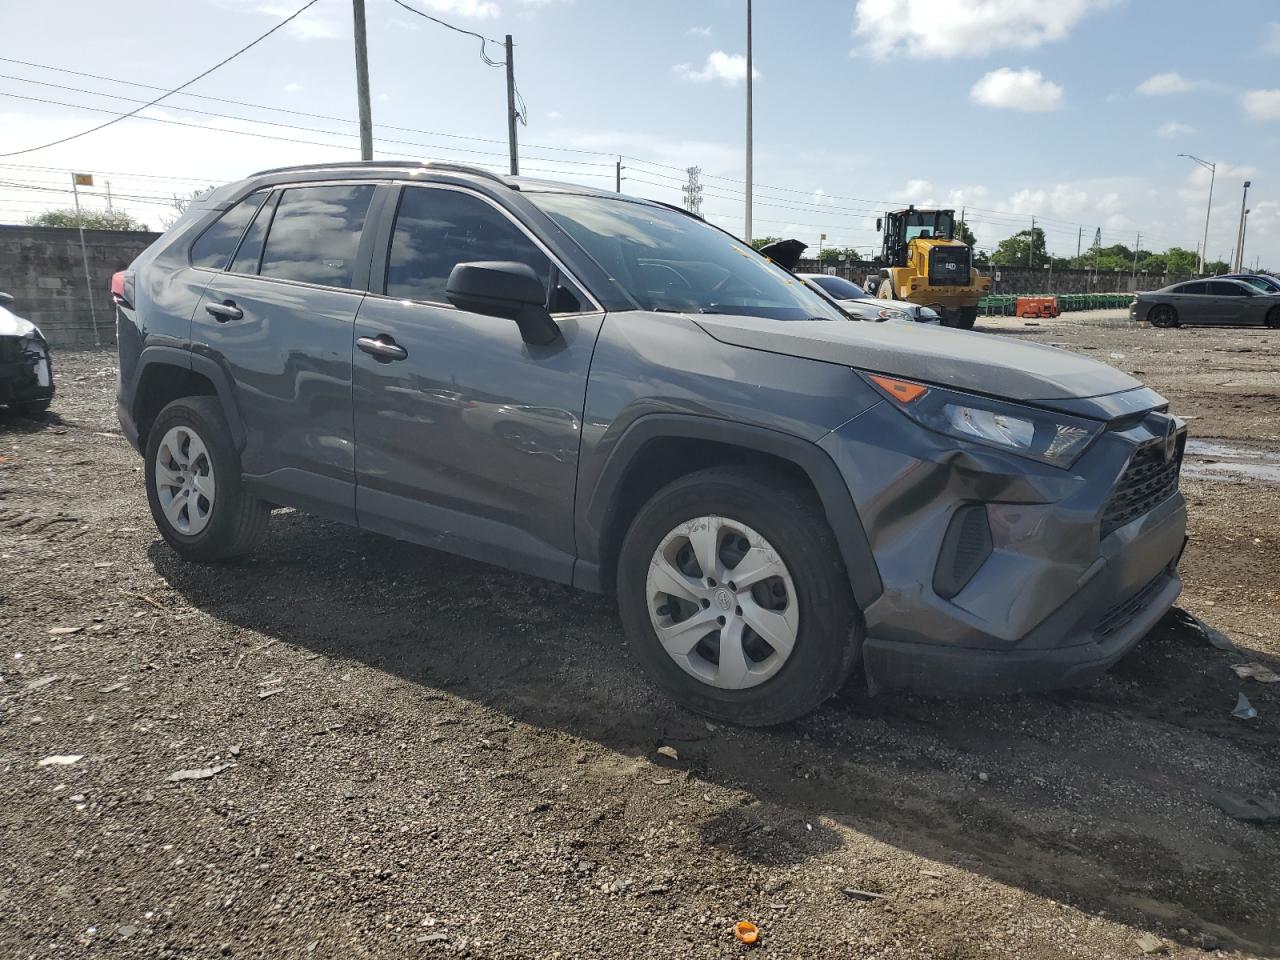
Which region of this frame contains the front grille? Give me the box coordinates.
[1100,438,1183,538]
[0,336,23,364]
[1094,575,1165,639]
[928,246,971,286]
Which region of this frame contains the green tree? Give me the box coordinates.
[27,208,150,231]
[991,227,1048,268]
[955,219,977,248]
[750,236,784,251]
[161,186,216,229]
[818,246,862,264]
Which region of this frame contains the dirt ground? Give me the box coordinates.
[2,315,1278,959]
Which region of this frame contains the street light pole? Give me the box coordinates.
[1233,180,1251,273]
[1177,153,1215,275]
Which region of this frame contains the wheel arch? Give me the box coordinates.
[574,415,882,608]
[131,347,246,452]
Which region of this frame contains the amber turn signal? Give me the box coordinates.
[868,374,929,404]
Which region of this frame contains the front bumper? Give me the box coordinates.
[0,336,54,405]
[820,400,1187,696]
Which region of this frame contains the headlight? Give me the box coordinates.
[877,308,908,321]
[862,373,1102,468]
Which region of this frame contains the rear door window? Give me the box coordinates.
[189,190,268,270]
[1208,281,1246,296]
[1175,282,1207,295]
[259,184,376,289]
[385,186,552,305]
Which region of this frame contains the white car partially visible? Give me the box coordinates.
[798,273,940,325]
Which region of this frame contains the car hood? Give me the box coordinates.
[0,305,42,339]
[693,313,1142,405]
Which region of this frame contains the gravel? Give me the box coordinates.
[1,324,1277,958]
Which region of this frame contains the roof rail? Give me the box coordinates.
[248,159,510,186]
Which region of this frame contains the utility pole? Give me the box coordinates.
[352,0,373,161]
[1233,180,1251,272]
[1028,216,1035,267]
[1076,225,1082,259]
[70,172,100,349]
[744,0,753,243]
[105,180,113,213]
[505,35,519,176]
[1131,232,1141,286]
[615,157,622,193]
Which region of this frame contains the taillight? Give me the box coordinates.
[111,270,132,308]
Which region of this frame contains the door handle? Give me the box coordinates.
[357,334,408,362]
[205,300,243,322]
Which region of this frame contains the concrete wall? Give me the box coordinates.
[798,258,1191,295]
[0,225,160,348]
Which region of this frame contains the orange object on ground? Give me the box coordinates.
[1016,296,1059,318]
[734,921,760,945]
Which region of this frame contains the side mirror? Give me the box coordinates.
[0,292,13,306]
[445,261,560,346]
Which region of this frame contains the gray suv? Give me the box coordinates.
[114,161,1188,725]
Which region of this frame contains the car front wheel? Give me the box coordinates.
[1149,304,1179,328]
[144,396,269,562]
[617,466,860,726]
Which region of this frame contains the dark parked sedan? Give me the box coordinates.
[1130,278,1280,328]
[0,292,54,415]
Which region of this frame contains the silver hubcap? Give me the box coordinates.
[646,515,799,690]
[155,425,216,536]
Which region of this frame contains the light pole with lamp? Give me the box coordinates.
[1177,153,1215,276]
[1233,180,1251,273]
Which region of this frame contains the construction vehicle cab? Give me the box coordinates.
[875,206,990,329]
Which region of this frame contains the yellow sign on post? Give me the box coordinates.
[72,173,94,187]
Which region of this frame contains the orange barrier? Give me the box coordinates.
[1016,296,1059,319]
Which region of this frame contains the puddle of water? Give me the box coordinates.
[1182,438,1280,483]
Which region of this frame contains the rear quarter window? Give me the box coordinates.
[189,191,268,270]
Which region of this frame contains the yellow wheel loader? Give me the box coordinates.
[873,207,990,330]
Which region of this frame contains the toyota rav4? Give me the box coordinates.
[113,161,1188,725]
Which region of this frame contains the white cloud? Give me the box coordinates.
[1156,121,1195,138]
[220,1,343,39]
[283,82,303,94]
[1242,89,1280,120]
[1136,72,1196,96]
[674,51,759,86]
[900,179,934,204]
[686,25,713,37]
[414,0,499,18]
[853,0,1112,59]
[547,110,562,120]
[970,67,1063,111]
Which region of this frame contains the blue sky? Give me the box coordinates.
[1,0,1277,268]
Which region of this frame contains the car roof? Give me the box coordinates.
[199,160,672,212]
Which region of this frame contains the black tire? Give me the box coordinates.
[1149,304,1178,328]
[616,466,861,726]
[955,306,978,330]
[144,396,269,562]
[13,397,51,417]
[1267,307,1280,330]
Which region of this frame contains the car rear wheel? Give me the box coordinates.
[145,396,269,562]
[616,466,860,726]
[1149,304,1179,328]
[1266,306,1280,329]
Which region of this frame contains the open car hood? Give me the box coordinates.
[757,239,808,271]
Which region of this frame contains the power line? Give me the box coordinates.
[385,0,507,65]
[0,0,322,158]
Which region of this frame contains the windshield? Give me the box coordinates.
[530,193,844,321]
[902,210,954,242]
[808,275,867,300]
